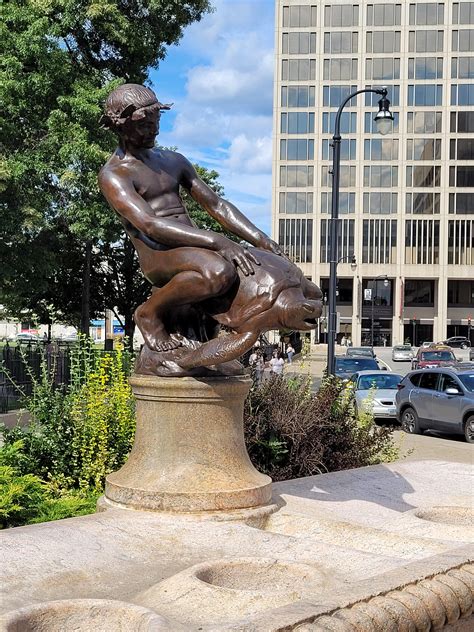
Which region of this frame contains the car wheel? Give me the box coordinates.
[401,407,422,435]
[464,416,474,444]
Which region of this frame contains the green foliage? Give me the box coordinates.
[0,0,212,328]
[1,337,135,526]
[244,375,399,481]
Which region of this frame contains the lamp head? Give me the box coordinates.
[383,276,389,287]
[374,94,394,135]
[350,254,357,270]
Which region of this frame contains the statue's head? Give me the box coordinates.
[100,84,171,148]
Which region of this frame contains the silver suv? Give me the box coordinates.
[396,365,474,443]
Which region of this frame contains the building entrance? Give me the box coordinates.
[361,319,392,346]
[403,323,433,346]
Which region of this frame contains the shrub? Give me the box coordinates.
[244,375,398,481]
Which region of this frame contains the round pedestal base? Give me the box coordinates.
[103,375,272,513]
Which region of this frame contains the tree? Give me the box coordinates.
[0,0,213,334]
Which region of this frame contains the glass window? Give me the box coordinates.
[438,374,461,392]
[451,57,474,78]
[404,220,440,264]
[323,58,358,80]
[451,83,474,105]
[365,85,399,106]
[364,166,398,187]
[366,31,401,53]
[364,139,399,161]
[282,59,316,81]
[281,86,316,108]
[279,218,313,263]
[407,111,442,134]
[452,28,474,51]
[324,4,359,27]
[406,192,440,214]
[408,30,444,52]
[323,85,358,107]
[453,2,474,24]
[320,219,355,263]
[282,32,317,55]
[279,192,314,214]
[280,139,315,161]
[281,112,315,134]
[450,166,474,187]
[408,57,443,79]
[322,111,357,134]
[322,139,356,160]
[366,58,400,80]
[363,192,398,214]
[450,138,474,159]
[324,31,358,53]
[404,280,435,306]
[451,111,474,133]
[282,5,317,27]
[320,192,355,213]
[406,139,441,160]
[419,372,439,390]
[362,219,397,264]
[407,84,443,106]
[367,3,401,26]
[409,3,445,24]
[280,165,314,188]
[449,193,474,214]
[321,165,356,188]
[406,165,441,187]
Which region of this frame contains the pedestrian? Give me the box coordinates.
[248,348,258,367]
[254,353,265,385]
[286,343,295,364]
[269,352,285,376]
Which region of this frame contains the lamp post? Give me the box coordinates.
[371,275,389,348]
[327,88,393,375]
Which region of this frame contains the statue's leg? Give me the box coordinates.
[176,331,258,369]
[135,248,237,352]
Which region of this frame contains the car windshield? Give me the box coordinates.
[358,374,402,390]
[421,351,454,361]
[335,358,377,373]
[394,346,411,351]
[347,348,372,356]
[458,374,474,392]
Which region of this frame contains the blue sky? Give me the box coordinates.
[149,0,275,234]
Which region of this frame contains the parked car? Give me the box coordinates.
[334,356,380,381]
[396,366,474,443]
[346,347,376,359]
[421,341,435,348]
[15,332,39,343]
[411,345,458,370]
[349,370,403,421]
[442,336,471,349]
[392,345,414,362]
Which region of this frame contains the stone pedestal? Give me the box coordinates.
[103,375,272,512]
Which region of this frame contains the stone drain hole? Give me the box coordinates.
[194,559,323,594]
[414,506,473,526]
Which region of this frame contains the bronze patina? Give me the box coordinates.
[99,84,322,376]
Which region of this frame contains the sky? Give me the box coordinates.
[149,0,275,234]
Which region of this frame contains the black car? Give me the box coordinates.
[442,336,471,349]
[334,356,380,380]
[346,347,376,358]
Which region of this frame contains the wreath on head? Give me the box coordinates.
[99,96,172,130]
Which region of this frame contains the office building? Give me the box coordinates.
[272,0,474,345]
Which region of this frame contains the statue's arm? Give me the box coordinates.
[180,157,283,254]
[98,167,228,251]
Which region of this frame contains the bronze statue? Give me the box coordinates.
[99,84,322,376]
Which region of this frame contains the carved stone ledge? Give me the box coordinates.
[297,563,473,631]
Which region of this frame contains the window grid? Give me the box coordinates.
[278,218,313,263]
[448,220,474,265]
[320,219,354,263]
[405,220,440,264]
[362,220,397,264]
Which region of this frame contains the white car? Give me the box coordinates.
[349,370,403,421]
[392,345,414,362]
[15,332,39,343]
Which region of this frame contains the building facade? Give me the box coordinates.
[272,0,474,346]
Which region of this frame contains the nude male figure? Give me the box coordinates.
[98,84,282,352]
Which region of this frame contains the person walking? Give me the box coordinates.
[286,343,295,364]
[254,353,265,385]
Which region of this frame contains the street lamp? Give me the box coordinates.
[371,275,389,348]
[327,88,394,375]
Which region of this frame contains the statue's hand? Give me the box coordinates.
[217,238,260,276]
[256,236,284,256]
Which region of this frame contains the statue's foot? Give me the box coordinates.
[134,307,182,353]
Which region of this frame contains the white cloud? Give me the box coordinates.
[155,0,275,232]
